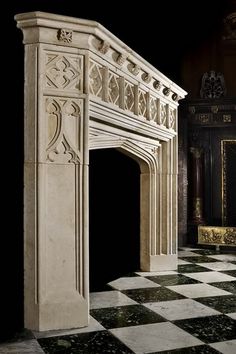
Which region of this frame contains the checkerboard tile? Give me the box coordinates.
[2,247,235,353]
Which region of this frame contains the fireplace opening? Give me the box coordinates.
[89,148,140,291]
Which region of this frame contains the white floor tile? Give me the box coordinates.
[183,271,236,283]
[210,340,236,354]
[227,313,236,320]
[90,290,137,309]
[167,283,231,298]
[197,262,236,271]
[143,299,220,320]
[110,322,203,354]
[0,340,44,353]
[207,254,236,262]
[136,270,177,276]
[178,247,202,251]
[108,276,160,290]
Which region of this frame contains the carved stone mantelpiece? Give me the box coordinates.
[15,11,186,332]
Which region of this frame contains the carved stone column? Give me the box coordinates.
[189,147,205,224]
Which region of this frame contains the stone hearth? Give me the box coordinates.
[15,12,187,331]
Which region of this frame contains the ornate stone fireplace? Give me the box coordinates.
[15,12,186,331]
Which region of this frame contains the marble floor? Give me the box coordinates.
[1,247,236,353]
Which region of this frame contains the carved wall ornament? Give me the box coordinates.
[99,40,110,54]
[223,12,236,40]
[141,72,152,83]
[198,226,236,245]
[211,105,219,114]
[190,147,203,159]
[57,28,73,43]
[223,114,231,122]
[153,80,162,91]
[163,87,171,96]
[169,108,176,129]
[116,53,127,65]
[128,63,140,76]
[200,70,226,99]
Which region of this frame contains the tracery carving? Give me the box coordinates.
[46,97,82,163]
[124,81,135,112]
[149,96,158,122]
[45,53,83,91]
[57,28,73,43]
[89,61,103,98]
[138,90,147,117]
[160,103,167,125]
[108,72,119,105]
[169,108,176,129]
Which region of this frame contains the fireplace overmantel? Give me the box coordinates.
[15,11,187,331]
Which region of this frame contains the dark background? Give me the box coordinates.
[2,0,232,341]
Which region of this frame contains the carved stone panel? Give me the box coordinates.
[45,52,83,92]
[46,97,83,164]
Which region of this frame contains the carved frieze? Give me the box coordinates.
[46,97,82,163]
[45,52,83,91]
[153,80,162,91]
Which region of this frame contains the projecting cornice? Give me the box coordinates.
[15,11,187,103]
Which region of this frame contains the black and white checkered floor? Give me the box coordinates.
[1,247,236,353]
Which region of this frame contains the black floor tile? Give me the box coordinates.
[210,281,236,294]
[195,294,236,313]
[178,264,212,273]
[191,250,221,256]
[38,330,134,354]
[90,304,166,329]
[122,287,185,303]
[150,344,221,353]
[178,256,218,263]
[221,269,236,277]
[174,315,236,343]
[145,274,201,286]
